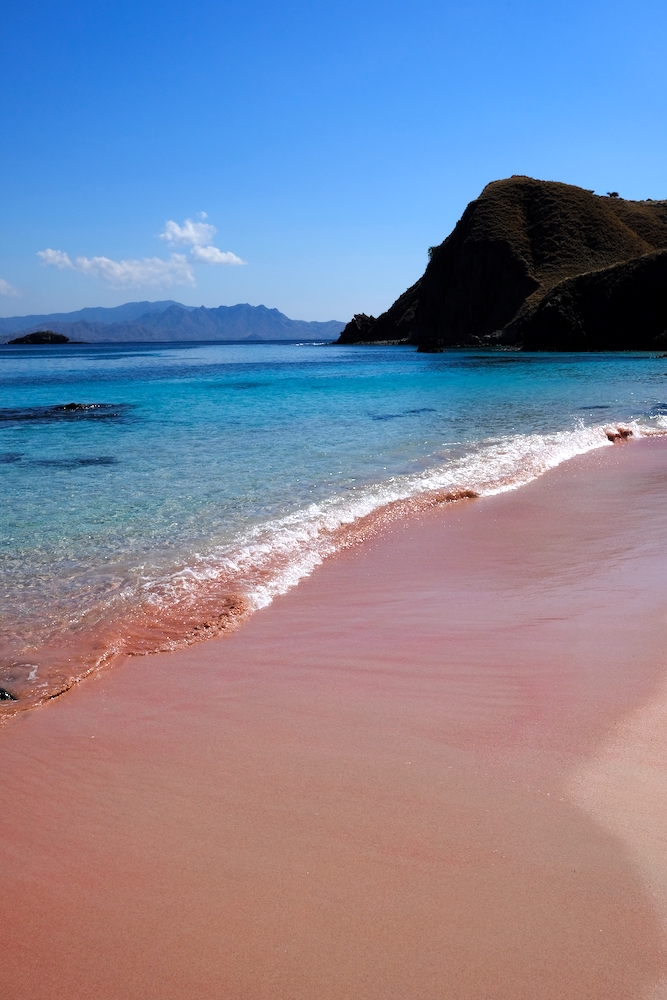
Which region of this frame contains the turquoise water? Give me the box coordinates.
[2,341,666,710]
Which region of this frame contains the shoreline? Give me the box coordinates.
[2,436,667,997]
[1,417,655,719]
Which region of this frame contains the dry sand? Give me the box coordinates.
[2,437,667,999]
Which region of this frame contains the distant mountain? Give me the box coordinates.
[2,302,346,343]
[135,304,344,341]
[0,300,184,337]
[339,176,667,351]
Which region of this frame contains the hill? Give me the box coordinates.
[0,300,183,337]
[2,302,345,344]
[338,177,667,351]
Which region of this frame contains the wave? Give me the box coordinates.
[2,415,666,718]
[143,416,664,613]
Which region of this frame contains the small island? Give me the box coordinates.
[7,330,71,345]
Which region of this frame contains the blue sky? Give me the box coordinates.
[1,0,666,321]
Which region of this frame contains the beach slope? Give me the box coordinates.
[2,438,667,999]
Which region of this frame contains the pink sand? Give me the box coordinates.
[2,437,667,998]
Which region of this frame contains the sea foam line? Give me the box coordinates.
[135,417,666,621]
[3,415,665,718]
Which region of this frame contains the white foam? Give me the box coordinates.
[135,418,666,621]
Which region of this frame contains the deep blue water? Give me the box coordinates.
[2,340,666,707]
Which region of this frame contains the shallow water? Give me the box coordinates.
[1,340,666,711]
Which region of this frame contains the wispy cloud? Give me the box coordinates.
[37,249,73,269]
[37,213,244,290]
[38,249,195,288]
[160,217,217,247]
[0,277,20,297]
[191,245,244,265]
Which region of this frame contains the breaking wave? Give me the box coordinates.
[2,415,666,718]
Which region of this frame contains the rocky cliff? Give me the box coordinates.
[338,177,667,351]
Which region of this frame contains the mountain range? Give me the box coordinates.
[339,176,667,351]
[1,302,345,343]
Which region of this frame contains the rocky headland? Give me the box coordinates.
[338,176,667,351]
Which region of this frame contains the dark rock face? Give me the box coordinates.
[510,250,667,351]
[338,280,422,344]
[8,330,70,345]
[338,313,377,342]
[415,233,539,346]
[0,687,17,701]
[338,177,667,351]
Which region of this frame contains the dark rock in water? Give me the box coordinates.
[339,313,377,342]
[8,330,70,344]
[0,402,129,424]
[605,426,634,442]
[339,282,421,345]
[0,687,17,701]
[32,455,118,467]
[338,176,667,351]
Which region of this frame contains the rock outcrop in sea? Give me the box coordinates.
[8,330,71,344]
[338,176,667,351]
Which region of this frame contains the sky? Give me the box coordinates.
[1,0,666,322]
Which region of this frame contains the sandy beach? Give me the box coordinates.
[2,436,667,999]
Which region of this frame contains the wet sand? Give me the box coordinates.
[2,437,667,999]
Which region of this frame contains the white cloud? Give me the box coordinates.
[160,215,244,264]
[36,214,245,290]
[37,248,72,269]
[191,245,245,266]
[0,277,20,297]
[160,217,216,247]
[38,248,195,288]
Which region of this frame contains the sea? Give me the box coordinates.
[2,340,666,716]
